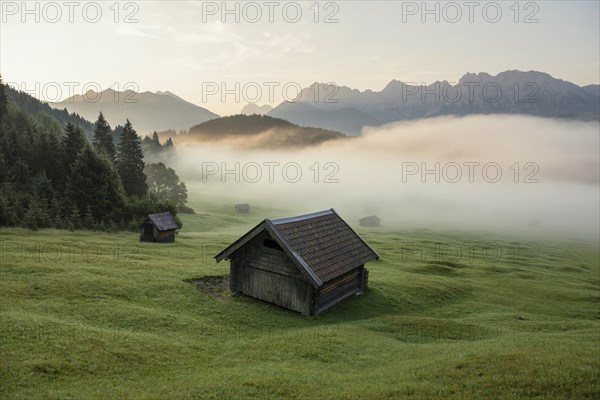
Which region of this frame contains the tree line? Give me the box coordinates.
[0,77,188,231]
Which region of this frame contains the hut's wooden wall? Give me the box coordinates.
[229,231,369,315]
[231,231,312,315]
[140,223,175,242]
[313,267,364,315]
[156,229,175,242]
[140,222,155,242]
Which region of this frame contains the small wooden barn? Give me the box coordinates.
[234,203,250,213]
[140,212,178,242]
[215,209,379,315]
[360,215,381,227]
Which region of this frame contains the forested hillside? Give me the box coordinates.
[5,84,95,138]
[0,78,186,231]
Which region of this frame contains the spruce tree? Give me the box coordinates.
[116,119,147,197]
[31,171,55,205]
[50,197,64,228]
[23,197,51,230]
[65,147,125,222]
[67,205,81,230]
[151,131,160,146]
[33,114,64,190]
[63,123,88,170]
[92,112,115,160]
[83,206,95,229]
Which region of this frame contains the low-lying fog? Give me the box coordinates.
[171,115,599,239]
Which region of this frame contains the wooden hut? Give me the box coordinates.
[215,209,379,315]
[140,212,178,242]
[359,215,381,227]
[234,203,250,213]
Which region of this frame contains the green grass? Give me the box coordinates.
[1,198,599,399]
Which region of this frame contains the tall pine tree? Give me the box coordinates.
[63,122,88,170]
[33,114,64,191]
[65,147,125,221]
[151,131,160,145]
[92,112,115,160]
[116,119,147,197]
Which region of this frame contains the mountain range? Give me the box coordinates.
[3,82,343,149]
[241,103,273,115]
[268,70,600,135]
[50,89,219,135]
[49,70,599,136]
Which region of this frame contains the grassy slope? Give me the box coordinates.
[0,195,598,399]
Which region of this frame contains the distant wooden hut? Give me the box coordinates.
[215,209,379,315]
[140,212,179,242]
[359,215,381,227]
[234,203,250,213]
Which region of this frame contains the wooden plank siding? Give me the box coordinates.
[157,230,175,241]
[239,265,312,315]
[230,231,313,315]
[313,267,364,315]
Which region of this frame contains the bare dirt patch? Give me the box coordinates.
[186,275,230,300]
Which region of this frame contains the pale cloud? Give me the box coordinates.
[167,27,315,70]
[260,32,315,58]
[176,22,242,44]
[163,42,259,71]
[114,25,163,40]
[197,42,261,69]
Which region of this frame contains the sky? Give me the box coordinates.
[1,0,599,115]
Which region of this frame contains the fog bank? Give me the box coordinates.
[174,115,599,238]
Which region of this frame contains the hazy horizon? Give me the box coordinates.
[1,1,599,115]
[37,68,600,117]
[1,1,598,238]
[160,114,598,239]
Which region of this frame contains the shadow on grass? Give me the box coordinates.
[184,274,474,333]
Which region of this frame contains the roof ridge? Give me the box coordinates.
[270,209,335,225]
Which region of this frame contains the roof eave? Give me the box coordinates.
[214,220,267,262]
[265,220,323,288]
[214,219,323,288]
[331,208,381,260]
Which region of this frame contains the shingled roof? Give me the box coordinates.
[215,209,379,287]
[146,212,178,231]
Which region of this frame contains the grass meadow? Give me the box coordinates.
[1,192,599,399]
